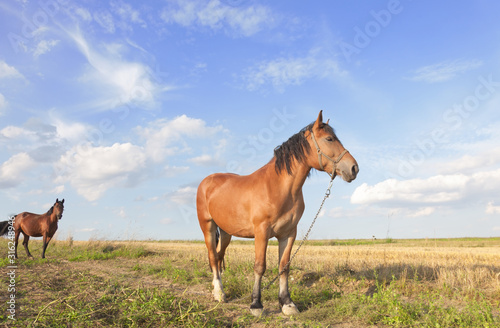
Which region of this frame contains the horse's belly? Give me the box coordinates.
[211,208,255,238]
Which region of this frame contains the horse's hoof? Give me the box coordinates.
[250,307,264,317]
[212,290,226,303]
[282,303,299,316]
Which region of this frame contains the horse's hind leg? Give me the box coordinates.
[217,229,231,274]
[200,220,226,302]
[22,233,33,258]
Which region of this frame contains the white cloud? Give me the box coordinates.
[33,39,60,58]
[160,218,174,225]
[0,116,92,166]
[437,151,500,175]
[164,165,190,177]
[486,202,500,214]
[0,93,6,115]
[243,48,347,92]
[114,207,127,218]
[189,154,223,166]
[78,228,97,232]
[352,176,466,205]
[57,143,147,201]
[160,0,274,36]
[408,59,482,83]
[135,115,224,162]
[74,7,92,21]
[67,29,162,110]
[434,128,500,174]
[93,11,116,33]
[111,1,147,29]
[50,115,89,145]
[77,2,146,33]
[0,153,36,188]
[52,185,65,194]
[0,61,25,80]
[0,125,31,140]
[408,207,435,218]
[352,169,500,207]
[169,186,197,205]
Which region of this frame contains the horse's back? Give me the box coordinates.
[16,212,39,221]
[198,172,259,206]
[13,212,32,226]
[14,212,45,236]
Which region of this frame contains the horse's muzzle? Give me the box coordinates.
[342,163,359,182]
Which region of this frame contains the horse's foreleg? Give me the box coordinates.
[250,232,269,316]
[278,231,299,315]
[202,221,226,302]
[14,229,21,259]
[217,229,231,274]
[22,233,33,258]
[42,235,52,259]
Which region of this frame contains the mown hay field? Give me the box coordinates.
[1,237,499,327]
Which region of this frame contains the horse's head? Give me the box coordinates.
[54,198,65,220]
[306,111,359,182]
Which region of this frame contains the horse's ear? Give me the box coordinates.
[56,198,59,203]
[326,118,330,125]
[62,199,65,204]
[313,110,324,130]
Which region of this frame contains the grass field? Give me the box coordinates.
[1,237,499,327]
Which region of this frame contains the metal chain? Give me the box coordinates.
[261,175,336,291]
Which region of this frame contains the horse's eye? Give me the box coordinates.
[326,136,333,142]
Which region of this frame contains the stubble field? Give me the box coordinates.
[1,237,499,327]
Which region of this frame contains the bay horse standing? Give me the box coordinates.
[197,111,358,316]
[1,199,65,259]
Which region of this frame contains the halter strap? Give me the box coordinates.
[310,130,349,179]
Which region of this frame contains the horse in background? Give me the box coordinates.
[197,111,358,316]
[1,198,65,259]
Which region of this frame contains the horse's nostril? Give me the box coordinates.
[352,164,359,176]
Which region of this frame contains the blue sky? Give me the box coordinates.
[1,0,499,241]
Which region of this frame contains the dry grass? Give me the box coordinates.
[1,238,499,327]
[129,239,500,294]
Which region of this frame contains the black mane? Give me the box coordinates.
[274,122,337,175]
[47,206,54,215]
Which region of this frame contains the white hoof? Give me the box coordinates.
[250,307,264,317]
[212,289,226,302]
[282,303,299,316]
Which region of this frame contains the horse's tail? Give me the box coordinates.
[0,220,10,236]
[215,226,226,271]
[215,226,220,249]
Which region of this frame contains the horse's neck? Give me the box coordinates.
[47,212,58,223]
[266,158,311,196]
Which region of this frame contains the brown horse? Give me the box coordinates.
[197,111,358,316]
[0,199,65,259]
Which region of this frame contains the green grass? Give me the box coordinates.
[6,272,231,327]
[66,244,151,261]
